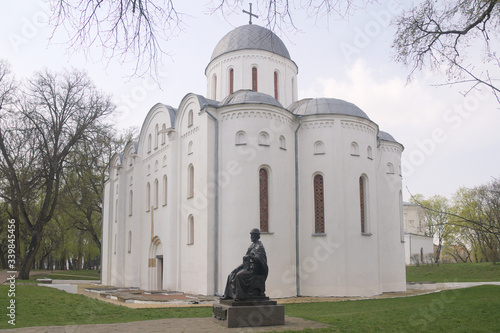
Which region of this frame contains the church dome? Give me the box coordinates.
[378,131,398,143]
[288,98,370,120]
[210,24,291,62]
[220,89,284,108]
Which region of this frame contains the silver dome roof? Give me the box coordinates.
[210,25,291,62]
[220,90,283,108]
[378,131,398,143]
[288,98,370,120]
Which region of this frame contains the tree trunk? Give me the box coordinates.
[18,228,43,280]
[434,238,443,264]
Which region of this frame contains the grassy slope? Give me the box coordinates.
[284,285,500,332]
[406,262,500,282]
[0,285,211,329]
[1,284,500,331]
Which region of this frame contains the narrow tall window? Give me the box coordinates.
[154,178,159,208]
[154,124,159,149]
[213,75,217,99]
[229,68,234,94]
[314,174,325,234]
[359,176,367,233]
[274,71,279,100]
[129,190,133,216]
[146,182,151,211]
[128,231,132,253]
[188,110,193,127]
[259,168,269,232]
[161,123,166,145]
[188,215,194,245]
[399,191,404,242]
[163,175,168,206]
[252,67,258,91]
[148,134,152,153]
[188,164,194,198]
[115,199,118,222]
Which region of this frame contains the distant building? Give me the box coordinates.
[101,24,407,297]
[403,202,435,264]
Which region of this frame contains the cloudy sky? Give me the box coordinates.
[1,0,499,201]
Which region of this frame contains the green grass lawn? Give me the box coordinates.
[406,262,500,282]
[0,285,211,329]
[17,270,101,284]
[1,284,500,331]
[284,285,500,332]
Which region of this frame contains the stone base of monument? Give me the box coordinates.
[212,297,285,328]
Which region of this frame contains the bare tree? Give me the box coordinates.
[393,0,500,102]
[0,67,114,279]
[50,0,183,77]
[411,194,451,264]
[48,0,377,77]
[211,0,375,32]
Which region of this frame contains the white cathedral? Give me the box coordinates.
[101,24,407,297]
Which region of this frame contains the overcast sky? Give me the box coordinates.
[2,0,499,201]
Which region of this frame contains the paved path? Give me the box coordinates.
[2,316,330,333]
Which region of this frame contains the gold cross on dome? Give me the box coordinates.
[243,3,259,25]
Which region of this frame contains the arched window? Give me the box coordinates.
[154,178,159,208]
[229,68,234,94]
[252,66,258,91]
[146,182,151,211]
[314,141,325,155]
[129,190,133,216]
[386,162,394,174]
[163,175,168,206]
[128,231,132,253]
[314,174,325,234]
[235,131,247,145]
[212,75,217,99]
[188,164,194,198]
[188,110,194,127]
[188,141,193,155]
[258,131,270,146]
[399,190,404,242]
[114,199,118,222]
[161,123,166,145]
[148,134,152,153]
[154,124,159,149]
[259,168,269,232]
[367,146,373,159]
[279,135,286,150]
[274,71,279,100]
[188,215,194,245]
[351,142,359,156]
[359,176,367,233]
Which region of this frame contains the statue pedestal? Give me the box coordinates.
[212,298,285,328]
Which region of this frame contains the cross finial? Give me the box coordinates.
[243,3,259,25]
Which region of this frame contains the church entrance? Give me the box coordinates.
[148,236,163,291]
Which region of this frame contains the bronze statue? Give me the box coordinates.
[221,228,268,300]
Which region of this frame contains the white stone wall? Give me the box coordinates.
[216,103,297,297]
[205,49,298,107]
[376,141,407,292]
[405,233,435,265]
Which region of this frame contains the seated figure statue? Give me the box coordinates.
[221,228,268,300]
